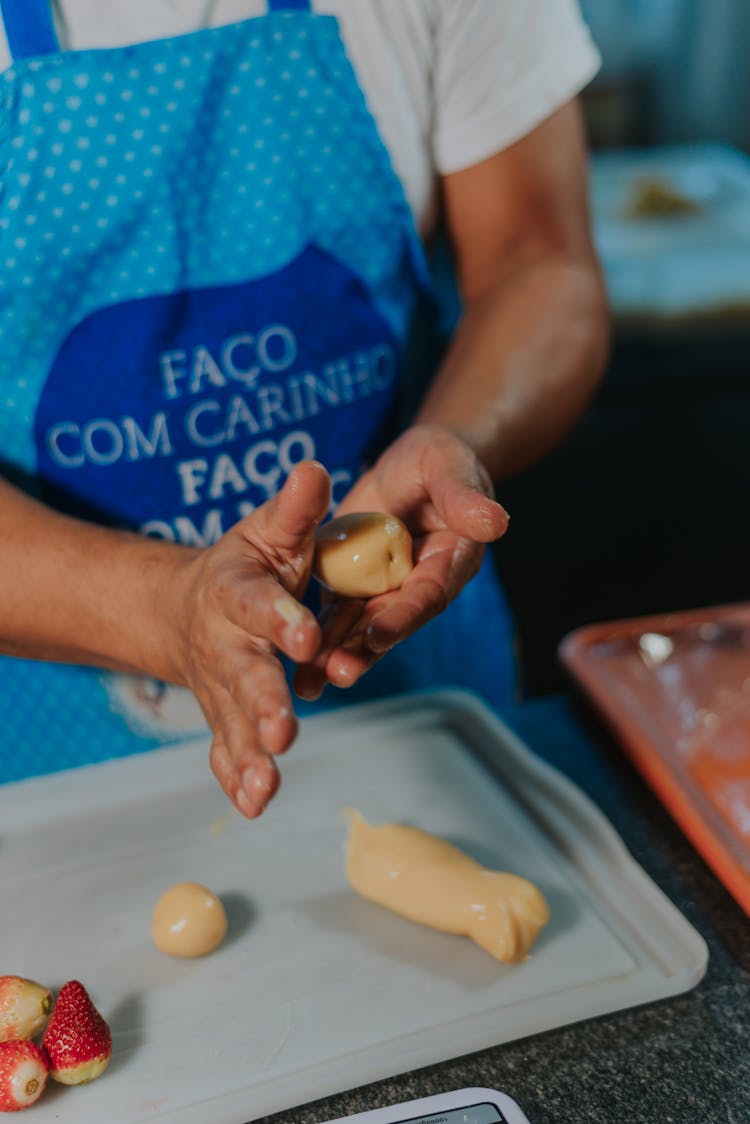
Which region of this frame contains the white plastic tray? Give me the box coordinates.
[0,689,707,1123]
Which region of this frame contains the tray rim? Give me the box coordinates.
[560,604,750,916]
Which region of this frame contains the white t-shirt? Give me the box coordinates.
[0,1,600,232]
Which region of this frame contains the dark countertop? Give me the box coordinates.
[256,694,750,1124]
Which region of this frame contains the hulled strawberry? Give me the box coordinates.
[0,977,52,1043]
[41,981,112,1086]
[0,1040,49,1111]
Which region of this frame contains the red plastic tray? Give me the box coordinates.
[560,603,750,916]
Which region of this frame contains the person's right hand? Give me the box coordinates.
[164,460,331,819]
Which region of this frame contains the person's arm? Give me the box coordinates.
[294,98,609,698]
[419,98,609,478]
[0,476,189,672]
[0,463,331,817]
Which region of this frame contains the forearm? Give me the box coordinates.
[417,252,610,483]
[0,477,191,679]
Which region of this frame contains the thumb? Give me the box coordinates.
[423,440,509,543]
[434,477,510,543]
[244,460,332,555]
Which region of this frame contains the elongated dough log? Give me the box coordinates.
[345,809,549,964]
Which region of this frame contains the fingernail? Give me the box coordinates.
[365,628,393,655]
[236,788,254,817]
[473,499,509,539]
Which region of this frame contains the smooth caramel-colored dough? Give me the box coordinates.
[345,810,549,964]
[314,512,413,598]
[151,881,228,958]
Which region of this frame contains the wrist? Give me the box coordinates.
[0,480,199,679]
[101,531,199,685]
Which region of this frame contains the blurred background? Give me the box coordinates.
[494,0,750,696]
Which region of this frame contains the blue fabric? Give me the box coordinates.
[0,0,58,61]
[35,244,401,533]
[0,17,425,475]
[268,0,311,10]
[0,4,516,784]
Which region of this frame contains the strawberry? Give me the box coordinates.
[0,977,52,1043]
[0,1040,49,1111]
[41,981,112,1086]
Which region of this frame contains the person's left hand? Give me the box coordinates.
[293,424,509,700]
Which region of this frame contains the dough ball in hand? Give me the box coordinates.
[313,512,413,599]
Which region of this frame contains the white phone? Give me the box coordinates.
[322,1087,532,1124]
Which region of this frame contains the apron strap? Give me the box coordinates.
[266,0,312,10]
[0,0,309,62]
[0,0,59,61]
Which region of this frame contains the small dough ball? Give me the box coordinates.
[314,512,413,598]
[151,881,228,958]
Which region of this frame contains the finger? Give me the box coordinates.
[236,751,281,818]
[315,574,446,690]
[242,460,331,559]
[292,664,326,702]
[323,539,483,687]
[325,646,375,688]
[215,683,283,818]
[298,535,481,691]
[438,484,509,543]
[421,438,509,543]
[293,598,364,700]
[323,580,447,688]
[209,730,280,819]
[357,531,476,649]
[212,645,299,755]
[219,576,322,663]
[232,656,299,756]
[321,578,443,688]
[208,731,236,803]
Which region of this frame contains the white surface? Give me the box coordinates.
[324,1086,530,1124]
[591,143,750,320]
[0,690,707,1123]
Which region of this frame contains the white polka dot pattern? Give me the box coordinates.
[0,13,423,470]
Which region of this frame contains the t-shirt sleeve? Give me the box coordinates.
[432,0,601,175]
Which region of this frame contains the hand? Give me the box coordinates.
[293,425,509,699]
[167,461,331,818]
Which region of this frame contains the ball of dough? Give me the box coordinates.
[314,512,413,598]
[151,882,228,958]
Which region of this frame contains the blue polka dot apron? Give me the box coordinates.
[0,0,516,783]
